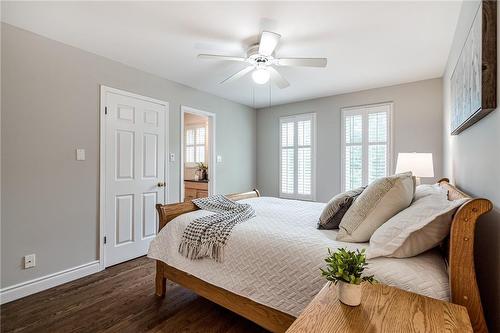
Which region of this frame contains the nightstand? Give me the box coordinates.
[286,283,472,333]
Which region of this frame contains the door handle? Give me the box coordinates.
[157,182,166,187]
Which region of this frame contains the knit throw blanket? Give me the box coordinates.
[178,195,255,262]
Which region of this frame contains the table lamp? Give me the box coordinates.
[395,153,434,185]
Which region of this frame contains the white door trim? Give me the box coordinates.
[99,85,169,270]
[180,105,216,202]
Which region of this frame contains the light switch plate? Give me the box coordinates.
[24,254,36,269]
[76,149,85,161]
[169,153,175,162]
[217,155,222,163]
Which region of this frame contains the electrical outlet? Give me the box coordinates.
[24,254,36,269]
[169,153,175,162]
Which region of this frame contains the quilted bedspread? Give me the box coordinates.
[148,197,449,317]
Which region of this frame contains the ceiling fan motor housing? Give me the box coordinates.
[247,44,274,67]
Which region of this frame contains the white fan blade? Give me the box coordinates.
[267,67,290,89]
[259,31,281,56]
[220,66,254,84]
[198,54,246,62]
[276,58,327,67]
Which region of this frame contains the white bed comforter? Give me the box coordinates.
[148,197,449,317]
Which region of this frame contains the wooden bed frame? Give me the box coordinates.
[155,180,492,333]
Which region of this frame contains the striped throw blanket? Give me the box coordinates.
[178,195,255,262]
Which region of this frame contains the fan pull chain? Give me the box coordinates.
[252,86,255,109]
[268,80,272,108]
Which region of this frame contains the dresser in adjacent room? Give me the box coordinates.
[184,180,209,201]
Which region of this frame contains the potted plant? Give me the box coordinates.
[196,162,208,181]
[320,248,375,306]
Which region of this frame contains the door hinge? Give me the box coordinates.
[105,106,108,115]
[104,236,107,244]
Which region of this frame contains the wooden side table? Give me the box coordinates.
[286,283,472,333]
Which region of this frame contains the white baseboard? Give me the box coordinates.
[0,260,101,304]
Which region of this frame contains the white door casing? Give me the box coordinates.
[101,87,168,268]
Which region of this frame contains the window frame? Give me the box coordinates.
[340,102,394,192]
[185,124,207,167]
[279,112,317,201]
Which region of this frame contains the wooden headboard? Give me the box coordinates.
[438,178,492,333]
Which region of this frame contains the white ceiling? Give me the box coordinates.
[1,1,461,108]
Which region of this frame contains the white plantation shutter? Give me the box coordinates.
[281,121,294,194]
[185,129,195,163]
[344,114,363,191]
[196,127,206,144]
[185,125,207,164]
[297,120,312,195]
[280,113,316,200]
[342,104,392,191]
[368,112,388,183]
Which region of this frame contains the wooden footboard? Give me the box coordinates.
[155,184,492,333]
[158,262,295,333]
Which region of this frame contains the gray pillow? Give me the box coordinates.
[317,186,365,230]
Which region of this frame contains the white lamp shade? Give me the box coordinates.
[395,153,434,177]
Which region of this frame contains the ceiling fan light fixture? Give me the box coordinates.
[198,30,327,89]
[252,68,270,84]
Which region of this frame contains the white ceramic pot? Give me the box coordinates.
[338,281,362,306]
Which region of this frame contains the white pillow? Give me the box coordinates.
[413,183,447,201]
[366,191,467,259]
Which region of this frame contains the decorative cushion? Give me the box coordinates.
[317,186,365,230]
[366,190,467,259]
[336,172,415,243]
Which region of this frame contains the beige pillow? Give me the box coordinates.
[336,172,415,242]
[366,192,467,259]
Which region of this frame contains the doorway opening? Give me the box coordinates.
[180,106,216,202]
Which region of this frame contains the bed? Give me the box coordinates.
[149,179,491,333]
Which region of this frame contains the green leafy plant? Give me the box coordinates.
[320,248,376,285]
[197,162,208,171]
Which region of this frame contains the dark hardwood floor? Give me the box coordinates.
[1,257,268,333]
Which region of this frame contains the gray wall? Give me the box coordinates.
[1,23,256,288]
[257,78,443,202]
[443,1,499,331]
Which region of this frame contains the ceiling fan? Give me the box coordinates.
[198,31,327,89]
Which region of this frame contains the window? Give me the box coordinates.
[341,103,392,191]
[185,126,206,164]
[279,113,316,200]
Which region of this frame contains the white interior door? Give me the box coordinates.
[104,90,167,267]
